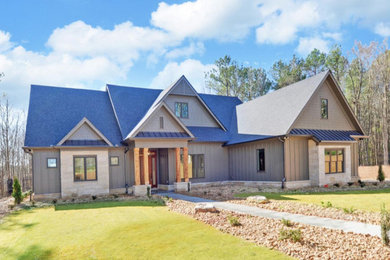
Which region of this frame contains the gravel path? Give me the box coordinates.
[158,192,381,237]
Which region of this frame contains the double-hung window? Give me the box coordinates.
[175,102,188,118]
[74,156,97,181]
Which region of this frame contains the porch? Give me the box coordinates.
[132,147,190,196]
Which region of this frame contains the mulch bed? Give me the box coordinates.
[167,199,390,260]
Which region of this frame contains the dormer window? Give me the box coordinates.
[321,98,328,119]
[175,102,188,118]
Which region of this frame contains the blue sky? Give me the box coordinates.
[0,0,389,110]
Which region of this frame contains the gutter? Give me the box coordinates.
[278,136,287,189]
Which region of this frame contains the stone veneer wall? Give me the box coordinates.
[60,149,109,197]
[308,141,352,186]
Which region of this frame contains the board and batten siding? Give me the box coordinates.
[228,138,284,181]
[165,95,219,127]
[32,149,61,194]
[293,79,356,131]
[284,137,309,181]
[109,148,131,189]
[188,142,229,183]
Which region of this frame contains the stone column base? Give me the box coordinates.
[174,182,191,192]
[133,185,151,196]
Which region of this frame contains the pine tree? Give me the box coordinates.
[12,177,23,204]
[378,165,385,182]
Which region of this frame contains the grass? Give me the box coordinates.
[0,200,290,260]
[235,188,390,212]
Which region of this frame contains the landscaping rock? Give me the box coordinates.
[194,203,218,213]
[246,195,268,203]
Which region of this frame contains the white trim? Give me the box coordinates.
[56,117,113,146]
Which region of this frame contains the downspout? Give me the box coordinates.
[278,136,287,189]
[23,148,34,195]
[124,147,129,194]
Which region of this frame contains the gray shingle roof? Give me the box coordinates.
[236,71,329,136]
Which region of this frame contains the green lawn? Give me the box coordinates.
[0,200,290,260]
[235,188,390,212]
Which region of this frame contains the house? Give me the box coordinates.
[24,70,366,198]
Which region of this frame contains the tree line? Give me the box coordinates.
[205,41,390,166]
[0,74,31,197]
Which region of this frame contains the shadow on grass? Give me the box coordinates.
[0,245,53,260]
[54,200,165,211]
[234,187,390,200]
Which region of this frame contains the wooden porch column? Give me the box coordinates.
[143,148,149,185]
[175,147,181,182]
[183,147,189,182]
[134,148,141,185]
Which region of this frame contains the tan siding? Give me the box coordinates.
[188,143,229,182]
[284,137,309,181]
[140,106,186,133]
[32,149,61,194]
[293,79,356,130]
[68,123,102,140]
[165,95,219,127]
[228,139,284,181]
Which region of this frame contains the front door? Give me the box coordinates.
[148,150,158,188]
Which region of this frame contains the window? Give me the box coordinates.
[74,156,97,181]
[180,154,205,179]
[325,149,344,174]
[321,98,328,119]
[110,156,119,166]
[160,116,164,129]
[257,149,265,172]
[175,102,188,118]
[47,158,57,168]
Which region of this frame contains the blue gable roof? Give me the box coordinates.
[107,84,162,138]
[290,129,363,141]
[25,85,123,147]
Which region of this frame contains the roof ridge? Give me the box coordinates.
[31,84,106,93]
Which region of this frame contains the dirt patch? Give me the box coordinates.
[168,199,390,260]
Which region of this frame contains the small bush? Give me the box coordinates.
[358,180,366,188]
[380,204,390,246]
[113,194,119,198]
[281,218,293,227]
[52,199,57,204]
[378,165,385,182]
[321,201,333,208]
[228,215,241,227]
[333,183,340,188]
[31,200,36,207]
[12,177,23,205]
[92,195,97,200]
[347,182,354,186]
[343,207,356,214]
[279,228,302,242]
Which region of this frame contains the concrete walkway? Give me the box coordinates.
[157,192,381,237]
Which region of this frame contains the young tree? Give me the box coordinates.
[378,165,385,182]
[304,48,327,76]
[12,177,23,204]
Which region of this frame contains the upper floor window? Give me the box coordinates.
[321,98,328,119]
[160,116,164,129]
[175,102,188,118]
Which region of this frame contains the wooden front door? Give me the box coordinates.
[148,150,158,188]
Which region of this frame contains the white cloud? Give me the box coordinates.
[0,31,13,52]
[296,36,330,56]
[151,0,263,41]
[165,42,205,59]
[322,32,342,42]
[256,1,321,44]
[375,22,390,37]
[150,59,215,92]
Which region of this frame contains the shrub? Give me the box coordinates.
[380,204,390,246]
[281,218,293,227]
[343,207,356,214]
[12,177,23,205]
[228,215,241,227]
[52,199,57,204]
[378,165,385,182]
[333,183,340,188]
[92,195,97,200]
[321,201,333,208]
[347,182,354,186]
[358,180,366,187]
[113,194,119,198]
[279,228,302,242]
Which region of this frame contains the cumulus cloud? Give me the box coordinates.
[296,36,330,55]
[150,59,215,92]
[151,0,263,41]
[375,22,390,37]
[165,42,205,59]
